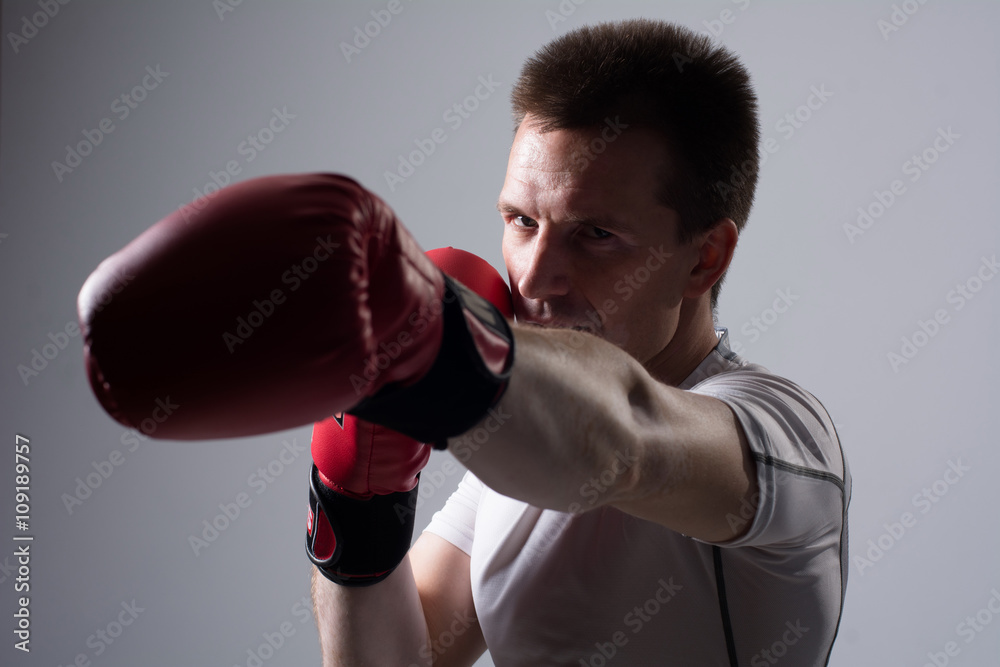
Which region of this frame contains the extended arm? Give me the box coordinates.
[448,325,757,543]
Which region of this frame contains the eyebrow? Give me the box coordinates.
[496,200,633,234]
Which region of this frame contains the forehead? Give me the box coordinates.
[501,118,668,212]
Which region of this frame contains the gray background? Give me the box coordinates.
[1,1,998,665]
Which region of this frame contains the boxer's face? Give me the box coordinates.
[499,116,702,365]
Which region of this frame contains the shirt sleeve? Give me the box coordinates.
[422,470,484,556]
[688,370,849,549]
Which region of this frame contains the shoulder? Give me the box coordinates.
[692,367,846,482]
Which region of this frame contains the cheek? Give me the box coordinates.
[605,274,682,357]
[613,307,676,363]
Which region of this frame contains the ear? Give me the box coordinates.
[684,218,738,299]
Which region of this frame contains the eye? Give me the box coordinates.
[584,226,613,240]
[512,215,537,228]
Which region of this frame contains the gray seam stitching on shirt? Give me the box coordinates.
[751,452,845,492]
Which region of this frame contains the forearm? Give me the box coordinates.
[312,556,431,667]
[447,325,677,513]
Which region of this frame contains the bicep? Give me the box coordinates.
[409,532,487,667]
[614,387,758,543]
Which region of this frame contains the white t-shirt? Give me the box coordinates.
[425,329,851,666]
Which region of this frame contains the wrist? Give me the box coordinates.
[306,464,418,587]
[349,275,514,448]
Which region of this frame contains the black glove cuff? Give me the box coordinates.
[349,274,514,449]
[306,464,418,587]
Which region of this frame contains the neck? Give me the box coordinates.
[645,296,720,387]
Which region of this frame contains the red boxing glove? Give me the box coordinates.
[307,247,513,586]
[77,174,513,445]
[306,415,429,586]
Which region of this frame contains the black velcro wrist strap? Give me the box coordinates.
[306,464,417,587]
[348,275,514,449]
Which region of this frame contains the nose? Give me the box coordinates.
[511,230,572,301]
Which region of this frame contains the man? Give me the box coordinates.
[75,17,848,667]
[310,19,850,667]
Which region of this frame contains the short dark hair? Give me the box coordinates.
[510,19,760,308]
